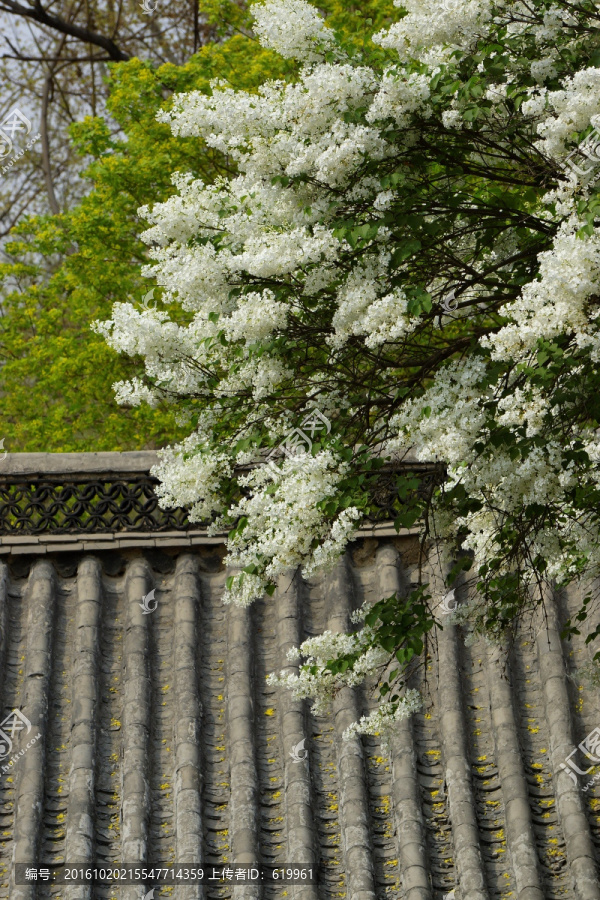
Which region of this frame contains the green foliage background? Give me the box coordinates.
[0,0,395,452]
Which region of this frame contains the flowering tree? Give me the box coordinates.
[96,0,600,738]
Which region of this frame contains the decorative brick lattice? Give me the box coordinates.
[0,463,443,535]
[0,474,189,535]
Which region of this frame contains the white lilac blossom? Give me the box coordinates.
[151,434,232,522]
[222,451,360,604]
[390,357,490,466]
[342,690,423,749]
[481,217,600,362]
[267,628,389,716]
[96,0,600,726]
[269,623,422,747]
[252,0,336,62]
[526,67,600,161]
[373,0,494,64]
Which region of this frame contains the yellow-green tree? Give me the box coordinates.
[0,0,394,451]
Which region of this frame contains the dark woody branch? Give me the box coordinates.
[0,0,130,61]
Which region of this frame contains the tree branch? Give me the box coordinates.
[2,51,114,61]
[40,73,60,214]
[0,0,130,61]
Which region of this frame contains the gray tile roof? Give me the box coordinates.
[0,455,598,900]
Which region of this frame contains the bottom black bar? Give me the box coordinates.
[15,863,317,885]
